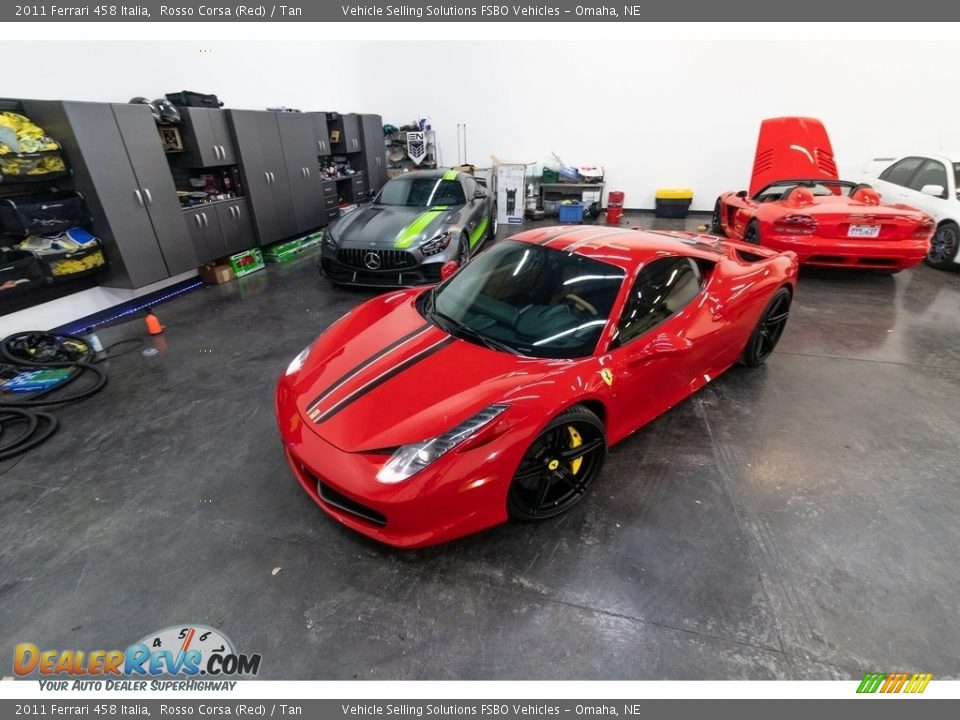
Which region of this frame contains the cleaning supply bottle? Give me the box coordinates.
[145,308,165,336]
[85,327,104,353]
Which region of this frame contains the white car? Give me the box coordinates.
[866,154,960,269]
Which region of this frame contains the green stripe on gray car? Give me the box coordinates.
[394,206,449,249]
[443,169,458,181]
[469,217,488,248]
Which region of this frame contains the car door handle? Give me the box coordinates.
[143,188,153,205]
[134,189,144,207]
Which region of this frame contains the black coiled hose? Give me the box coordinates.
[0,331,110,460]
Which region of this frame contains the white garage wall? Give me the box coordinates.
[4,39,959,214]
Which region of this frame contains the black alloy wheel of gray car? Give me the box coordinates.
[489,202,498,242]
[458,233,470,264]
[710,199,726,236]
[927,221,960,270]
[744,219,761,245]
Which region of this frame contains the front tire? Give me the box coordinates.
[508,406,607,521]
[740,287,792,367]
[744,219,761,245]
[926,221,960,270]
[488,204,498,243]
[457,233,470,264]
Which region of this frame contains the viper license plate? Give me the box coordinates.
[848,224,881,238]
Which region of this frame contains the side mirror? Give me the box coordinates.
[473,189,488,200]
[440,260,459,280]
[921,184,945,198]
[629,332,693,363]
[736,190,748,198]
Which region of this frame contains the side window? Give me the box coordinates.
[614,257,704,347]
[879,157,924,187]
[908,160,948,194]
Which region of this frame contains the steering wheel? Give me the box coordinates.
[564,293,598,316]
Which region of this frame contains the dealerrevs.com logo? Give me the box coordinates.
[14,625,261,690]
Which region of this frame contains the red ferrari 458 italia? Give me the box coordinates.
[276,226,798,548]
[712,117,934,272]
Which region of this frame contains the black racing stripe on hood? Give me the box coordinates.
[312,336,456,425]
[536,228,577,245]
[340,206,383,236]
[305,322,430,417]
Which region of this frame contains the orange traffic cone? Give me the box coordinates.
[145,308,165,336]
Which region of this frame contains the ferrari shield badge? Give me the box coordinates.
[407,131,426,166]
[600,368,614,387]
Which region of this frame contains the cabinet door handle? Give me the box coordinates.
[134,189,144,207]
[264,171,271,184]
[144,188,153,205]
[271,172,276,183]
[219,145,226,159]
[194,214,202,228]
[213,145,220,160]
[305,167,310,178]
[202,213,208,228]
[318,140,323,153]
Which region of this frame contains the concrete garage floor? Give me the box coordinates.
[2,212,959,680]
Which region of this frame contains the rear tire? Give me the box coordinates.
[740,287,792,367]
[926,221,960,270]
[744,219,761,245]
[710,199,726,236]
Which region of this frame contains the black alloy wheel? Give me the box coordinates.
[740,286,792,366]
[927,221,960,270]
[508,406,607,520]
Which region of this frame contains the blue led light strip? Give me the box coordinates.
[55,279,204,336]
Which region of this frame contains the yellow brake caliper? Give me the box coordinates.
[567,426,583,475]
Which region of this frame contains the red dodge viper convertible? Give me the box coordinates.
[276,226,798,548]
[712,117,933,272]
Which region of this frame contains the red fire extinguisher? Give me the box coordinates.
[606,191,624,225]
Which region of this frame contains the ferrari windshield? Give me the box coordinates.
[423,241,625,359]
[376,176,466,207]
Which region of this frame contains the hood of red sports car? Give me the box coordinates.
[288,289,567,452]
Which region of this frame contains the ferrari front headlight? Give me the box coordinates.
[420,231,452,256]
[285,345,311,376]
[376,404,509,483]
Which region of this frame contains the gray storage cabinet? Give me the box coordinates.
[22,99,196,289]
[310,113,331,157]
[333,112,362,154]
[276,113,328,232]
[184,199,255,265]
[177,107,236,166]
[360,113,387,193]
[228,110,297,244]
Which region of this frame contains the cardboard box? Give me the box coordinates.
[263,232,323,263]
[198,262,235,285]
[229,247,265,278]
[495,162,526,227]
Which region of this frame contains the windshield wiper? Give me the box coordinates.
[428,308,525,356]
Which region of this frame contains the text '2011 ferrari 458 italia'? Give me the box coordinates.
[712,117,934,273]
[277,225,799,548]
